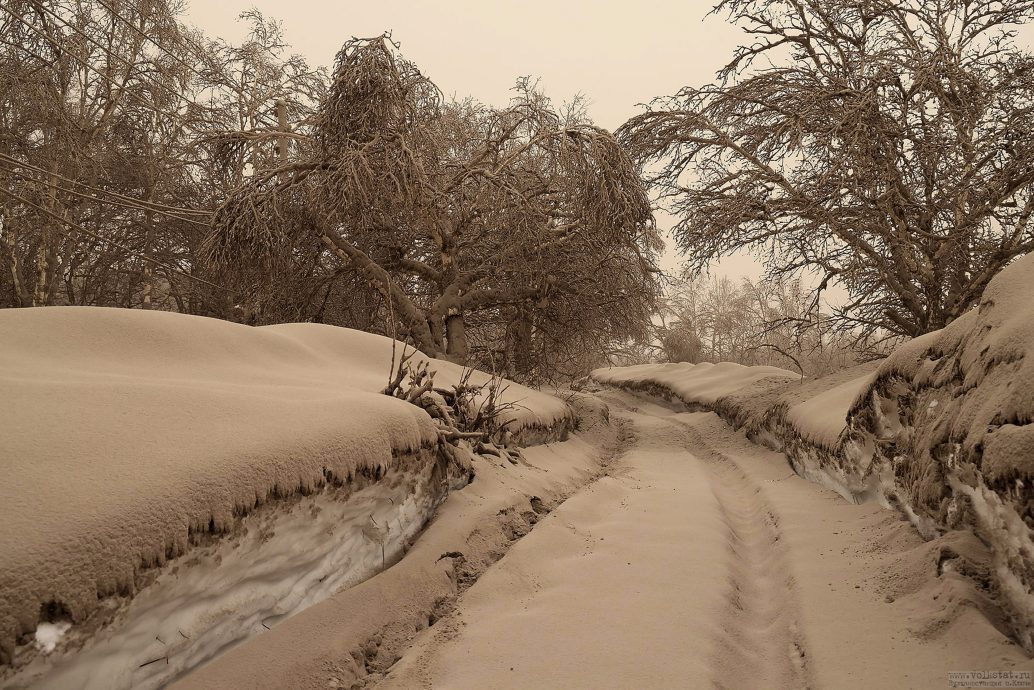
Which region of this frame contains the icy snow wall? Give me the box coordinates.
[845,253,1034,651]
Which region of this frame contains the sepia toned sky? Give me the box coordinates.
[184,1,743,132]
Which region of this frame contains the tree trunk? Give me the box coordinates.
[33,230,51,307]
[0,211,30,307]
[34,169,63,307]
[141,185,156,309]
[514,306,533,377]
[320,229,441,356]
[445,310,468,363]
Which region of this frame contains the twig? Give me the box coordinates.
[139,656,168,668]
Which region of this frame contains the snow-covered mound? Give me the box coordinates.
[590,361,798,406]
[262,322,571,435]
[590,256,1034,652]
[785,373,876,449]
[843,254,1034,651]
[709,361,880,448]
[0,307,570,687]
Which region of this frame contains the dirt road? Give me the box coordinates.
[376,389,1032,690]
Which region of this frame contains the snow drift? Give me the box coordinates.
[0,307,570,687]
[590,361,798,407]
[590,255,1034,652]
[842,253,1034,651]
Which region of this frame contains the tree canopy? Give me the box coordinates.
[207,36,663,380]
[621,0,1034,341]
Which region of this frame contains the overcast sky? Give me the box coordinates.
[183,1,743,132]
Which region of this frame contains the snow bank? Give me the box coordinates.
[7,455,450,690]
[590,254,1034,651]
[590,361,798,406]
[842,253,1034,651]
[0,307,569,680]
[784,370,877,450]
[169,394,612,690]
[589,359,880,503]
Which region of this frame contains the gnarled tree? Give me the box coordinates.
[621,0,1034,340]
[206,36,662,376]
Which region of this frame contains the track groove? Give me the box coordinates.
[670,414,812,690]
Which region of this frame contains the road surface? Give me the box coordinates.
[376,389,1031,690]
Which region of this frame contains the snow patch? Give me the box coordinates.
[33,624,70,655]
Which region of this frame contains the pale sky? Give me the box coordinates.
[184,1,743,133]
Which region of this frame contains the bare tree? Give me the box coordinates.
[0,0,218,309]
[656,274,863,377]
[621,0,1034,340]
[206,36,662,376]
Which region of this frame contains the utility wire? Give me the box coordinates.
[0,5,204,124]
[0,163,210,228]
[0,185,231,292]
[94,0,233,96]
[0,152,212,226]
[21,1,213,114]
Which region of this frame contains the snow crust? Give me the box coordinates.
[590,361,797,406]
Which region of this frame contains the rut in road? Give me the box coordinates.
[607,391,812,690]
[678,415,811,690]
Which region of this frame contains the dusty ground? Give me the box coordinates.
[374,389,1034,690]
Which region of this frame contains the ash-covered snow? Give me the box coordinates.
[7,456,458,690]
[0,307,570,683]
[590,361,798,406]
[591,286,1034,652]
[784,372,876,450]
[842,252,1034,651]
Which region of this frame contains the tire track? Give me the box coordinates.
[674,414,810,690]
[600,390,811,689]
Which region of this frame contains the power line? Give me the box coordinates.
[95,0,227,95]
[0,152,212,226]
[0,185,231,293]
[0,162,210,229]
[0,150,211,216]
[23,1,213,115]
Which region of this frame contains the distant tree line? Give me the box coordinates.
[0,1,662,382]
[653,274,867,378]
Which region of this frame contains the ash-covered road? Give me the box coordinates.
[375,389,1032,690]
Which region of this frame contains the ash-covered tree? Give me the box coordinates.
[621,0,1034,340]
[206,36,662,377]
[656,274,861,377]
[0,0,205,308]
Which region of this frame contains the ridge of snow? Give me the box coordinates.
[0,307,569,668]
